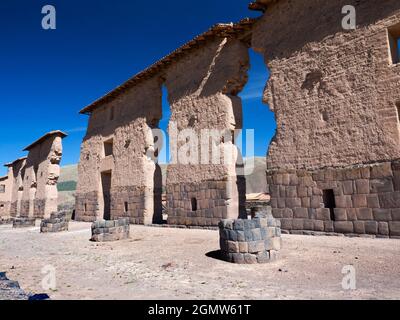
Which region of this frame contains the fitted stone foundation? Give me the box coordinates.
[219,208,282,264]
[91,218,130,242]
[13,218,36,228]
[40,212,69,233]
[268,161,400,238]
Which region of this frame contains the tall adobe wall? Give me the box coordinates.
[20,133,65,219]
[75,78,163,224]
[165,37,250,226]
[252,0,400,237]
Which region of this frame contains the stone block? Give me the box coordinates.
[244,228,253,241]
[370,179,394,193]
[365,221,378,235]
[352,194,367,208]
[373,209,391,221]
[301,197,310,207]
[286,198,302,208]
[239,242,248,253]
[392,209,400,221]
[324,221,334,232]
[311,196,323,209]
[345,168,361,180]
[289,174,299,186]
[370,163,392,179]
[333,208,347,221]
[236,230,245,242]
[389,222,400,236]
[297,186,308,197]
[272,208,283,218]
[346,208,357,220]
[233,220,244,231]
[248,241,264,254]
[251,228,262,241]
[353,221,365,234]
[282,208,293,218]
[316,208,331,220]
[227,241,239,253]
[280,218,292,230]
[293,207,308,219]
[286,186,297,198]
[342,181,354,195]
[292,219,304,230]
[243,254,258,264]
[231,253,245,264]
[335,195,352,208]
[334,221,354,234]
[379,192,400,209]
[378,222,389,236]
[356,208,373,220]
[366,194,380,208]
[313,220,325,231]
[355,179,370,194]
[228,230,238,242]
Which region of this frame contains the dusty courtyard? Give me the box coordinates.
[0,222,399,300]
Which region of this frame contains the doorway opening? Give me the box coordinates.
[323,189,336,221]
[101,171,112,220]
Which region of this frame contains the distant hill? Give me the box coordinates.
[58,157,268,208]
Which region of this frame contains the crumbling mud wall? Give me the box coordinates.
[75,78,163,224]
[0,169,12,219]
[20,132,66,219]
[251,0,400,237]
[164,37,250,226]
[7,158,26,218]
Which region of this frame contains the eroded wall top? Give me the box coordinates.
[252,0,400,171]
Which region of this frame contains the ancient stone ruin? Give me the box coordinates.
[0,131,66,221]
[13,218,36,228]
[91,218,130,242]
[40,211,69,233]
[219,207,281,264]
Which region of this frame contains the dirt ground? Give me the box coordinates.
[0,221,399,300]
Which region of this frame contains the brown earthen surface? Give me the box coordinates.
[1,222,399,300]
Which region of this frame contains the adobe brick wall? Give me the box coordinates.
[8,159,26,218]
[252,0,400,237]
[20,134,64,219]
[75,78,162,224]
[0,167,13,219]
[252,0,400,171]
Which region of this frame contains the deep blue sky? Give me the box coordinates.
[0,0,276,176]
